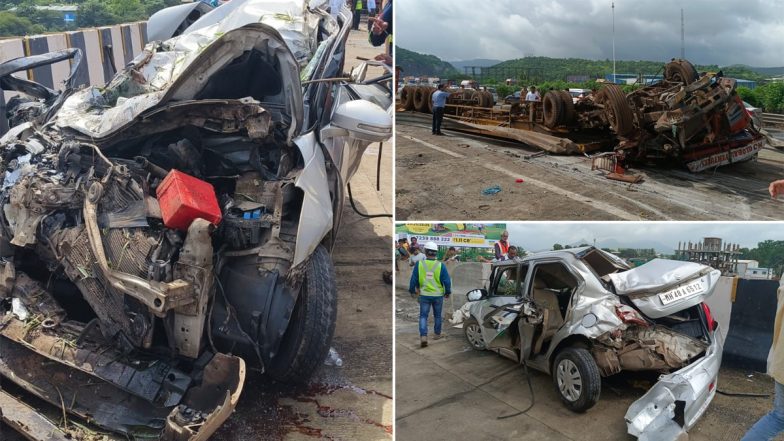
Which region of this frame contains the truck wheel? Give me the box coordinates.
[665,59,699,85]
[414,86,430,112]
[543,92,563,128]
[598,84,634,136]
[557,91,576,126]
[552,347,601,412]
[266,245,337,383]
[464,317,486,350]
[401,86,416,111]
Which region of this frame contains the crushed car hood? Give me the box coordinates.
[609,259,721,319]
[54,6,304,142]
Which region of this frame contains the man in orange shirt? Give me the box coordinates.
[494,230,510,260]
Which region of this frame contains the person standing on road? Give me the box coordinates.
[351,0,363,30]
[494,230,511,260]
[408,246,425,267]
[409,242,452,348]
[740,276,784,440]
[431,83,449,135]
[525,86,540,102]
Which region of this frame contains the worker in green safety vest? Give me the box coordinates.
[352,0,363,30]
[409,241,452,348]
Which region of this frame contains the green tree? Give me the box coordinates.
[0,11,40,36]
[107,0,147,23]
[741,240,784,275]
[78,0,117,27]
[552,243,564,250]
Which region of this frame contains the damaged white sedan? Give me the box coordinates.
[463,247,722,440]
[0,0,391,439]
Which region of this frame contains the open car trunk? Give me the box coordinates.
[607,259,721,319]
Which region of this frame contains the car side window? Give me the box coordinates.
[491,264,529,297]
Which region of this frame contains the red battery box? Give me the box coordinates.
[157,170,222,231]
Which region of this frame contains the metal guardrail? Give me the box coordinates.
[762,112,784,128]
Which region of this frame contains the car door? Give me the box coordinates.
[477,263,530,350]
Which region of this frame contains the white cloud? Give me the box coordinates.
[397,0,784,66]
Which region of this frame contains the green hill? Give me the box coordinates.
[487,56,766,83]
[395,47,461,78]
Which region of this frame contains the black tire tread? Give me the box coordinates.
[402,86,415,110]
[599,84,634,136]
[543,92,563,128]
[552,347,601,413]
[265,245,337,383]
[558,90,576,125]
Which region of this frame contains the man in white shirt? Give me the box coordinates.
[409,246,426,266]
[525,86,541,102]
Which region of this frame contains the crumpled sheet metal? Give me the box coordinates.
[625,325,723,440]
[563,287,626,340]
[54,0,314,140]
[608,259,710,295]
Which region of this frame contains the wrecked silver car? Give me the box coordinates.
[463,247,722,440]
[0,0,391,439]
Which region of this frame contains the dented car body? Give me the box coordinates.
[463,247,722,440]
[0,0,392,439]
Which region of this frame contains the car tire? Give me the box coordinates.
[265,245,337,383]
[552,347,601,413]
[463,317,486,350]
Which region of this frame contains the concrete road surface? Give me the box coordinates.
[396,117,784,221]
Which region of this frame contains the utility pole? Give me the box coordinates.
[612,2,616,84]
[680,8,685,59]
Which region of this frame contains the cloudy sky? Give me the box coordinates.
[396,0,784,67]
[505,222,784,253]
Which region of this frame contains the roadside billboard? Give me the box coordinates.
[395,223,506,248]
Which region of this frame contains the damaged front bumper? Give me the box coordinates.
[625,324,723,440]
[0,326,245,441]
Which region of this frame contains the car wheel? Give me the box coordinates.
[265,245,337,383]
[463,317,486,350]
[552,347,601,412]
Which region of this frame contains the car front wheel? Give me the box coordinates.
[463,317,486,350]
[552,347,601,412]
[265,245,337,383]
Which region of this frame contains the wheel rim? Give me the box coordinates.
[556,359,582,402]
[466,323,484,348]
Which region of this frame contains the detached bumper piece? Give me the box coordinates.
[0,320,244,440]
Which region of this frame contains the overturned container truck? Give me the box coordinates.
[398,59,764,172]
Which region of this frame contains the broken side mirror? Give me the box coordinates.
[349,62,369,83]
[466,289,487,302]
[321,100,392,143]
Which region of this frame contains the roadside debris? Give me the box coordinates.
[482,185,502,195]
[325,348,344,367]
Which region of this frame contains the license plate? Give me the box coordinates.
[659,279,704,305]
